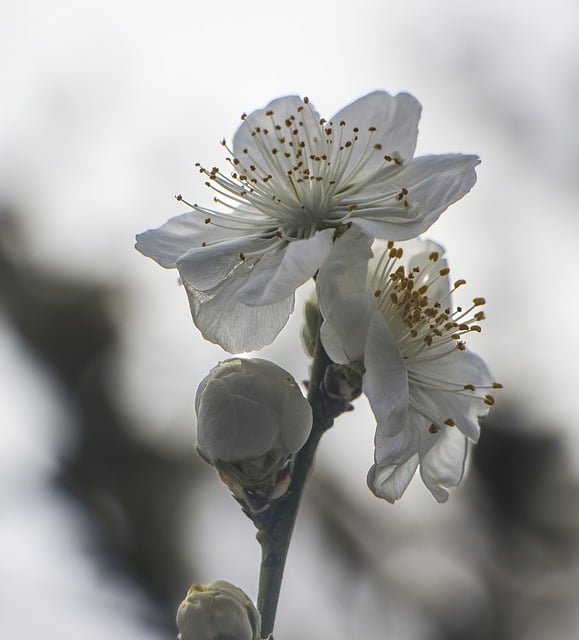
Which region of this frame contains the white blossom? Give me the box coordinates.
[317,229,500,502]
[136,91,479,353]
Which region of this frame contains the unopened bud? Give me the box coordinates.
[195,359,312,507]
[176,580,260,640]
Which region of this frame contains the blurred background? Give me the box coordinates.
[2,0,579,638]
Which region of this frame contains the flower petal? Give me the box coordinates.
[233,95,322,165]
[363,310,409,437]
[280,385,313,454]
[177,237,276,292]
[418,425,470,503]
[330,92,421,177]
[409,348,493,442]
[197,378,279,461]
[239,229,334,306]
[183,268,294,353]
[367,427,419,503]
[316,228,374,362]
[370,237,451,302]
[406,238,450,301]
[316,228,372,313]
[351,154,480,240]
[136,211,242,268]
[320,291,375,364]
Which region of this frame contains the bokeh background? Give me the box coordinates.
[2,1,579,638]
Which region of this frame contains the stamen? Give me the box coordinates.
[182,97,420,259]
[371,241,498,415]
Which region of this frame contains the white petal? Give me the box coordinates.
[239,229,334,306]
[406,238,451,301]
[351,154,479,240]
[183,271,294,353]
[418,426,470,503]
[196,377,238,459]
[330,92,421,178]
[279,387,313,454]
[177,237,275,292]
[367,427,419,503]
[411,349,493,441]
[370,237,451,301]
[233,95,321,163]
[320,291,375,364]
[363,311,409,437]
[231,392,280,457]
[135,211,242,268]
[316,228,374,362]
[197,378,279,461]
[316,228,372,314]
[368,455,419,503]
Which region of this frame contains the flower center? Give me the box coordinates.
[372,243,484,357]
[178,97,414,243]
[371,242,501,432]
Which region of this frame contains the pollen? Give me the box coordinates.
[369,240,499,421]
[180,95,412,243]
[372,241,487,356]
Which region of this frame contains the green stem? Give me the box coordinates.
[257,314,333,639]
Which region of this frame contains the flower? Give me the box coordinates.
[136,91,480,353]
[176,580,260,640]
[196,358,312,506]
[316,229,500,502]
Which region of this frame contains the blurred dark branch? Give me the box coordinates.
[0,210,199,633]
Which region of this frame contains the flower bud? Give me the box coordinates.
[176,580,260,640]
[195,359,312,507]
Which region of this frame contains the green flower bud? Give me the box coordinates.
[176,581,260,640]
[195,359,312,509]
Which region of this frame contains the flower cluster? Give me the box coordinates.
[137,90,498,502]
[137,91,479,353]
